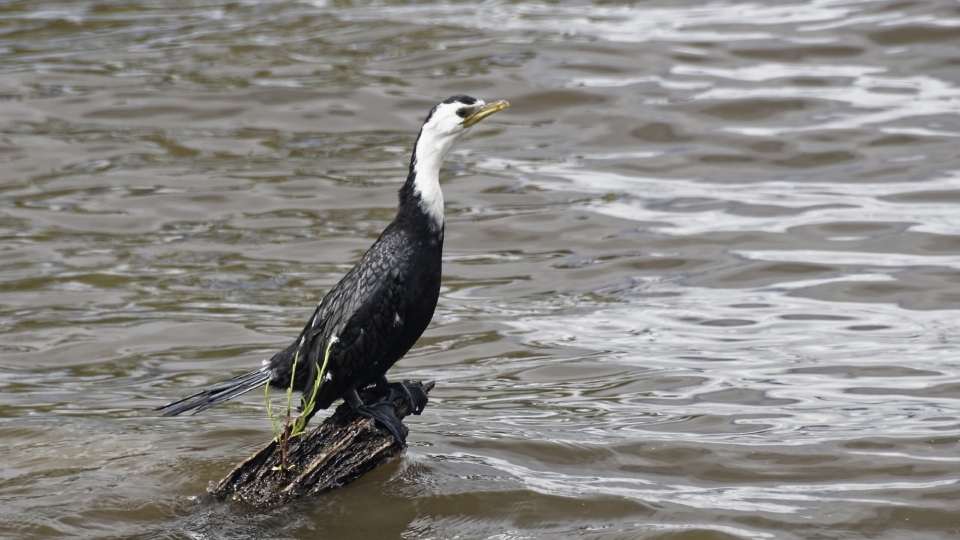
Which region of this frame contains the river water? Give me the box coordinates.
[2,1,959,538]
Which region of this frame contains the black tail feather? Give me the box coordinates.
[155,368,271,416]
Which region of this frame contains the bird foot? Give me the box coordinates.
[380,381,429,416]
[355,401,409,445]
[369,379,428,415]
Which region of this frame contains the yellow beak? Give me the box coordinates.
[462,100,510,128]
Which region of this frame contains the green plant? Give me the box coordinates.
[263,337,338,471]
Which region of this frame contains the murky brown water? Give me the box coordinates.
[2,1,960,538]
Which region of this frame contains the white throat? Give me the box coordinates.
[411,127,464,228]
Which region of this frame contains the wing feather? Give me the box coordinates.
[296,230,411,407]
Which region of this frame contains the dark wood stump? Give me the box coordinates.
[213,380,434,507]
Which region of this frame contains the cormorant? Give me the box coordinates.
[156,95,509,445]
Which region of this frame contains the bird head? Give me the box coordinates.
[405,95,509,229]
[420,95,510,139]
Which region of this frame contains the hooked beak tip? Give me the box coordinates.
[462,100,509,128]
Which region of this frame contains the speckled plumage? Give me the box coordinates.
[276,206,442,411]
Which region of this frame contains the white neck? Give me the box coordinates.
[411,127,463,229]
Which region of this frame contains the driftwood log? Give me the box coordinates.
[213,380,434,507]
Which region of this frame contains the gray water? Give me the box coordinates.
[2,1,960,538]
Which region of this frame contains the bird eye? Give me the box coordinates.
[456,108,468,118]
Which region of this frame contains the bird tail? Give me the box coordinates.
[155,368,271,416]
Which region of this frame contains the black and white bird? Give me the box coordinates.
[156,95,508,445]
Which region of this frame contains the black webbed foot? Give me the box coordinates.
[375,378,429,416]
[347,390,409,445]
[357,401,409,445]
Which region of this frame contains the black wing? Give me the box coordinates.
[295,231,412,407]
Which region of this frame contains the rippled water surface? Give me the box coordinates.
[2,1,960,538]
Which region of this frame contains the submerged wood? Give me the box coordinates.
[213,380,434,507]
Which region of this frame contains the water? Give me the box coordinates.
[2,1,960,538]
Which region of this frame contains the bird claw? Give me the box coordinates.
[356,401,409,445]
[381,381,429,415]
